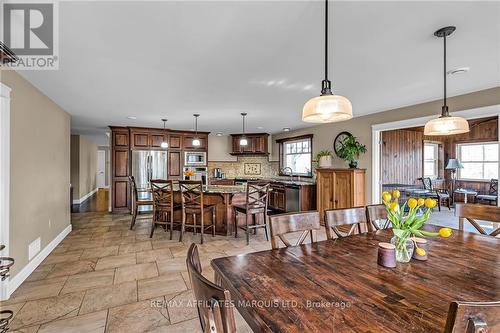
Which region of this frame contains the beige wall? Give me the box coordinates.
[272,87,500,204]
[70,134,98,199]
[1,71,70,278]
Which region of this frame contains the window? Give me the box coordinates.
[423,143,439,178]
[457,142,498,181]
[279,135,313,176]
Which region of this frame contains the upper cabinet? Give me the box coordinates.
[230,133,269,155]
[183,134,208,150]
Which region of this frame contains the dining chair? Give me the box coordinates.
[233,181,271,245]
[150,179,181,239]
[179,180,216,244]
[129,175,153,230]
[365,204,390,230]
[443,301,500,333]
[268,211,321,250]
[421,177,450,211]
[324,207,372,239]
[455,203,500,237]
[186,244,236,333]
[475,179,498,206]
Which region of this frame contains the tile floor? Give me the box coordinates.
[1,206,490,333]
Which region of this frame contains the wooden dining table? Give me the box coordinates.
[211,227,499,332]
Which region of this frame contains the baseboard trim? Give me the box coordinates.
[3,224,72,300]
[72,188,98,205]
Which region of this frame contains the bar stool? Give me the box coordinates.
[150,179,182,239]
[233,181,271,245]
[179,180,216,244]
[129,176,153,230]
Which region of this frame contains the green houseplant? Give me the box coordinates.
[314,150,333,168]
[337,136,367,168]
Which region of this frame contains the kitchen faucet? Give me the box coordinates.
[281,167,293,181]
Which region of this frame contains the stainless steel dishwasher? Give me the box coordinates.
[285,184,300,212]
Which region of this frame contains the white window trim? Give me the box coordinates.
[423,143,439,179]
[456,141,499,181]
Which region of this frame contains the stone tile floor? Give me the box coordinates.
[1,207,491,332]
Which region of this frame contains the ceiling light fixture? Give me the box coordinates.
[424,26,469,136]
[240,113,248,146]
[127,116,137,120]
[160,119,168,149]
[302,0,352,123]
[192,114,201,147]
[216,132,223,137]
[283,127,291,132]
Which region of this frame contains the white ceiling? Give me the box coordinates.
[19,1,500,145]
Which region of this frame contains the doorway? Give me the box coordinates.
[96,149,106,188]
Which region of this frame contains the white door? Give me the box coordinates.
[96,150,106,188]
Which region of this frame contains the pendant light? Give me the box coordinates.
[239,113,248,146]
[302,0,352,123]
[424,26,469,136]
[160,118,168,148]
[192,114,201,147]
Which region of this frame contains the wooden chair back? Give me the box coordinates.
[488,179,498,195]
[365,204,390,230]
[186,244,236,333]
[325,207,372,239]
[245,181,270,212]
[444,301,500,333]
[151,179,173,215]
[128,175,139,203]
[422,177,433,191]
[179,180,204,211]
[268,211,321,249]
[455,204,500,237]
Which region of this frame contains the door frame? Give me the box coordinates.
[0,82,11,300]
[371,105,500,205]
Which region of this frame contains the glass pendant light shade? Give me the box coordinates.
[192,138,201,147]
[424,116,469,136]
[192,114,201,146]
[302,94,353,123]
[239,137,248,146]
[160,141,168,148]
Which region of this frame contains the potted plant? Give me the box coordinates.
[336,136,367,168]
[383,190,452,263]
[314,150,333,168]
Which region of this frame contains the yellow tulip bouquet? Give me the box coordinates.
[382,190,452,262]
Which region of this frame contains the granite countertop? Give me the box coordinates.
[138,184,246,194]
[214,177,316,186]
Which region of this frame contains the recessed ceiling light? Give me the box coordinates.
[257,126,264,130]
[216,132,223,136]
[126,116,137,120]
[448,67,470,75]
[283,127,291,132]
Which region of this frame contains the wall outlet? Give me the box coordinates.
[28,237,41,260]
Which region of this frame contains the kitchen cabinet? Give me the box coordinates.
[316,168,365,222]
[130,129,149,149]
[230,133,269,155]
[110,127,130,213]
[130,129,169,150]
[268,184,286,211]
[168,151,182,178]
[169,134,182,149]
[210,179,236,185]
[267,182,316,212]
[183,134,208,150]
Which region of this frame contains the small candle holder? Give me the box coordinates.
[411,237,429,261]
[377,242,396,268]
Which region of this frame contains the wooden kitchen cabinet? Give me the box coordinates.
[110,127,130,213]
[316,168,365,222]
[169,134,182,149]
[168,151,182,179]
[183,134,208,150]
[230,133,269,155]
[268,184,286,211]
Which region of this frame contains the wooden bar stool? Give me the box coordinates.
[179,180,216,244]
[150,179,182,239]
[129,176,153,230]
[232,181,271,245]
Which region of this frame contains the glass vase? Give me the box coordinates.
[390,236,414,263]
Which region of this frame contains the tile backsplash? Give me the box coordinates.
[208,156,280,179]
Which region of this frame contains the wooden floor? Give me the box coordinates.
[73,188,109,213]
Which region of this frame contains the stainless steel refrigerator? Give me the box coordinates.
[131,150,168,211]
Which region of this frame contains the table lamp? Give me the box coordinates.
[446,159,463,203]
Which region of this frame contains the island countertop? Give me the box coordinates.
[137,184,246,194]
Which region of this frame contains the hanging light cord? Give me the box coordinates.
[443,32,447,114]
[242,114,246,134]
[324,0,328,82]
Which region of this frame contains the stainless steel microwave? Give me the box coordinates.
[184,151,206,166]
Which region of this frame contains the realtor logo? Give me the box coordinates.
[1,0,59,70]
